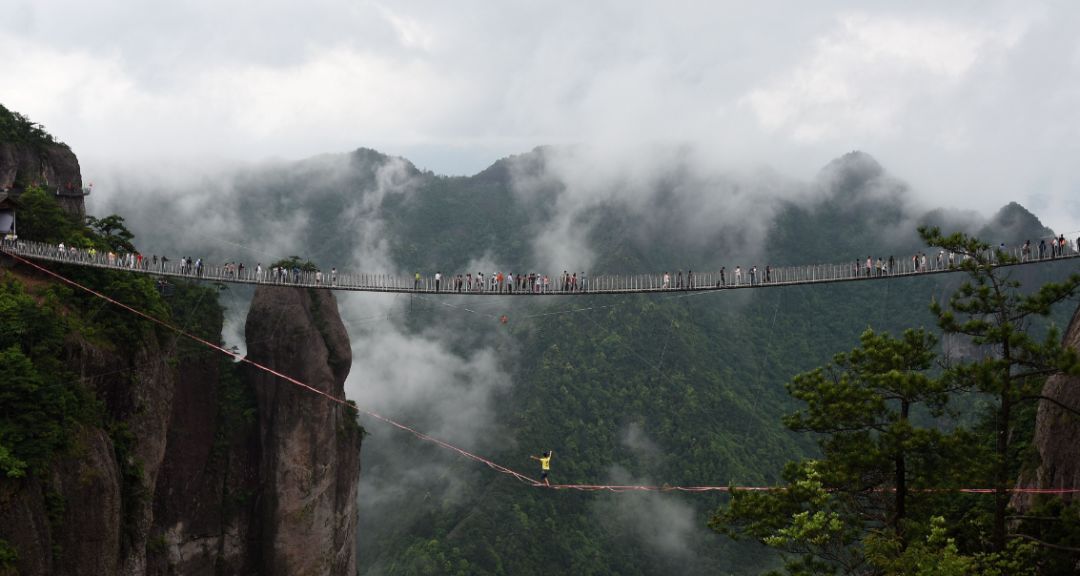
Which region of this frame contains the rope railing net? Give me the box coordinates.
[3,234,1080,296]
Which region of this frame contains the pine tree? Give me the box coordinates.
[918,226,1080,552]
[710,328,973,574]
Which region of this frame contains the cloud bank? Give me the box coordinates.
[4,1,1080,231]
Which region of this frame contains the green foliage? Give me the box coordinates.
[920,226,1080,552]
[14,186,83,244]
[213,354,256,457]
[85,215,136,253]
[342,400,365,438]
[865,516,977,576]
[711,229,1080,574]
[59,265,170,349]
[711,326,978,573]
[0,104,61,148]
[713,462,865,575]
[0,277,84,478]
[0,444,25,479]
[271,256,319,272]
[1008,499,1080,574]
[109,421,147,553]
[390,539,472,576]
[148,534,168,554]
[0,538,17,573]
[44,488,66,561]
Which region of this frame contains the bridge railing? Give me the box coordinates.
[2,234,1079,294]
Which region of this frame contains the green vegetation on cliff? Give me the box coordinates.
[0,188,248,568]
[0,277,91,478]
[0,104,63,149]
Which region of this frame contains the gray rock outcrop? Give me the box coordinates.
[244,285,361,576]
[0,141,86,218]
[1015,303,1080,512]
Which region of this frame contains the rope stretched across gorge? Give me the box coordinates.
[5,234,1080,296]
[4,248,1080,496]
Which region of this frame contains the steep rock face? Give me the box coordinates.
[49,427,123,575]
[0,477,53,576]
[0,141,86,217]
[1016,303,1080,511]
[244,286,360,576]
[0,324,170,575]
[117,344,180,575]
[148,348,260,576]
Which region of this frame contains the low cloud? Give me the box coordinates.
[589,425,712,570]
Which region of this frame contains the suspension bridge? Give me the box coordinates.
[3,236,1080,296]
[3,236,1080,495]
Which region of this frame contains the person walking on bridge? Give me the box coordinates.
[435,271,442,292]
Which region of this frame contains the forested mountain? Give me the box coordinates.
[94,146,1077,575]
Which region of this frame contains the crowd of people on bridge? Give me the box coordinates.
[427,270,589,293]
[3,233,1080,293]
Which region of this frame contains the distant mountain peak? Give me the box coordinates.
[979,201,1053,242]
[817,151,885,184]
[991,201,1040,226]
[812,150,911,213]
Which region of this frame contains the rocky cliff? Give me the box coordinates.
[0,141,86,219]
[1015,303,1080,512]
[149,285,362,575]
[244,286,361,576]
[0,287,177,576]
[0,269,361,575]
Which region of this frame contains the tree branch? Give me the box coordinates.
[1010,533,1080,553]
[1013,367,1062,380]
[1020,395,1080,418]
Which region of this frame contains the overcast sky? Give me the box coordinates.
[3,0,1080,231]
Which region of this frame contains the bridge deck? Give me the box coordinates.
[3,239,1078,296]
